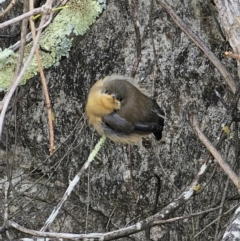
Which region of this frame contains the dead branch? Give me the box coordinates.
[0,0,17,19]
[225,51,240,61]
[40,135,106,231]
[29,0,55,155]
[30,128,213,237]
[194,203,238,239]
[190,113,240,193]
[155,0,237,94]
[0,7,43,29]
[0,1,53,139]
[214,0,240,78]
[149,0,157,97]
[13,0,28,80]
[130,0,142,78]
[6,207,220,240]
[214,178,230,239]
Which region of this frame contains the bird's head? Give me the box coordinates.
[100,81,123,112]
[101,79,126,104]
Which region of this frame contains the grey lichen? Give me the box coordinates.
[0,0,106,91]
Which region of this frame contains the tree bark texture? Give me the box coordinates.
[0,0,240,240]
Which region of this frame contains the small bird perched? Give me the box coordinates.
[85,75,165,144]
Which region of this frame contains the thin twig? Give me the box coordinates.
[214,178,230,239]
[155,0,237,94]
[0,1,53,139]
[6,206,220,240]
[190,113,240,192]
[130,0,142,78]
[8,1,69,52]
[13,0,28,79]
[149,0,157,97]
[0,7,43,29]
[225,51,240,61]
[193,203,238,240]
[29,0,55,155]
[5,143,211,239]
[0,0,17,19]
[40,135,106,231]
[85,165,91,233]
[2,0,29,232]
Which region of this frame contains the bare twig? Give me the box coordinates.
[190,113,240,192]
[8,1,69,52]
[29,0,55,155]
[13,0,28,79]
[155,0,237,94]
[0,7,43,29]
[6,206,220,240]
[130,0,142,78]
[214,178,230,239]
[5,144,213,239]
[225,51,240,61]
[157,156,180,193]
[40,135,106,231]
[149,0,157,97]
[0,1,53,139]
[0,0,17,19]
[194,203,238,239]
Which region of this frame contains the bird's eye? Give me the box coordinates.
[119,98,123,102]
[104,90,108,94]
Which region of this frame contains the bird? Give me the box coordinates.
[85,75,165,144]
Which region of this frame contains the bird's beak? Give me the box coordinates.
[111,94,116,99]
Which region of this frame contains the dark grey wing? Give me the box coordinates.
[102,112,134,135]
[134,122,163,133]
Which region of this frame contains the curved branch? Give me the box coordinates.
[6,207,220,240]
[190,113,240,192]
[155,0,237,94]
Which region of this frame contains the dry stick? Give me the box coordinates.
[14,1,29,77]
[7,206,220,240]
[0,27,42,139]
[193,203,239,240]
[214,178,230,239]
[40,135,106,231]
[3,0,29,230]
[7,153,210,240]
[0,0,17,19]
[29,1,55,155]
[190,114,240,192]
[149,0,157,97]
[130,0,142,78]
[0,2,53,139]
[9,1,69,52]
[0,7,43,29]
[7,21,37,224]
[0,2,28,112]
[225,51,240,61]
[155,0,237,94]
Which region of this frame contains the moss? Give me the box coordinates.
[0,0,106,91]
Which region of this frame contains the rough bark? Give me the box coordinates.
[0,0,240,240]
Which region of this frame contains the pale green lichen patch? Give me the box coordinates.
[0,0,106,91]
